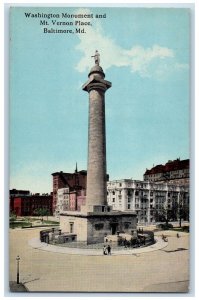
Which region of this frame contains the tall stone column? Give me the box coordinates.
[82,63,111,212]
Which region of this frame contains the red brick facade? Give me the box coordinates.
[144,158,189,184]
[10,193,53,216]
[52,170,87,213]
[52,170,109,213]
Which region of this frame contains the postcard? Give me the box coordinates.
[9,6,190,293]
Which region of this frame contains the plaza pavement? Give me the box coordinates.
[9,227,189,293]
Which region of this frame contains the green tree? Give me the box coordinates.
[9,211,17,222]
[178,198,189,227]
[153,205,176,225]
[34,208,50,222]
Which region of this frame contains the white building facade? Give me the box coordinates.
[55,187,70,216]
[107,179,189,225]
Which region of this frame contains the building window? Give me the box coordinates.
[112,191,115,195]
[112,198,115,203]
[128,190,132,196]
[124,222,131,229]
[127,204,131,209]
[69,222,74,233]
[95,223,104,230]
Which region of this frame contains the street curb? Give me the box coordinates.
[28,236,168,256]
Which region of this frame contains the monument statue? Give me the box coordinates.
[91,50,100,65]
[59,53,137,244]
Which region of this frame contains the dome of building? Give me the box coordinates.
[88,65,105,78]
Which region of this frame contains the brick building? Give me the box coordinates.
[51,168,87,215]
[143,158,189,185]
[10,189,30,213]
[52,167,109,215]
[69,189,86,212]
[10,191,53,216]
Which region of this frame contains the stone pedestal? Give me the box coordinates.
[60,210,137,244]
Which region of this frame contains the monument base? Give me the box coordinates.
[60,210,137,244]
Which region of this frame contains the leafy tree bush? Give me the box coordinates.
[156,223,173,230]
[182,225,189,232]
[34,208,50,222]
[9,212,17,222]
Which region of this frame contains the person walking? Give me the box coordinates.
[107,244,111,255]
[103,245,107,255]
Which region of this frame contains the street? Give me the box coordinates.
[9,227,189,293]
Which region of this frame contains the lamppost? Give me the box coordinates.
[16,255,20,284]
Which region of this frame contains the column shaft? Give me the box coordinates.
[86,88,107,210]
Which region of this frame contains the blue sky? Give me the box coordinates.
[9,7,190,193]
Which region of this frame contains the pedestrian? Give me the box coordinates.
[46,234,49,244]
[177,233,180,238]
[107,244,111,255]
[103,245,107,255]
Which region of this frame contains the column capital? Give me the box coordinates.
[82,77,112,93]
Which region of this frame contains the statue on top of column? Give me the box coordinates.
[91,50,100,66]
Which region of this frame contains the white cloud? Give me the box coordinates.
[74,9,188,80]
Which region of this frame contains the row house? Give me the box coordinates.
[10,193,53,216]
[56,188,70,214]
[10,189,30,213]
[55,188,86,216]
[52,168,87,214]
[52,166,108,215]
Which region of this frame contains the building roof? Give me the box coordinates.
[51,170,88,191]
[10,189,30,196]
[51,170,87,176]
[144,159,189,176]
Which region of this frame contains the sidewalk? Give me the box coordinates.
[28,236,168,256]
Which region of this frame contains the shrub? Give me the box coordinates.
[156,223,173,230]
[9,221,32,229]
[9,212,17,222]
[182,225,189,232]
